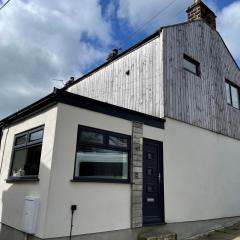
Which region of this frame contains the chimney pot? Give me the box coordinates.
[106,49,120,62]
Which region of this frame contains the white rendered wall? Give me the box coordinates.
[2,103,240,239]
[144,117,240,223]
[44,103,132,238]
[0,106,58,238]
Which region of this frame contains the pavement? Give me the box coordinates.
[192,222,240,240]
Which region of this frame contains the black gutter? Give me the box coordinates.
[0,89,165,129]
[0,89,58,127]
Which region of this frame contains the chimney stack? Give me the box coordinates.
[106,49,119,62]
[64,76,75,87]
[186,0,216,30]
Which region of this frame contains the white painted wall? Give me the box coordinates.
[44,104,240,238]
[44,103,132,238]
[0,106,58,238]
[144,117,240,223]
[1,103,240,239]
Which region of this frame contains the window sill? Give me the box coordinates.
[71,177,130,184]
[6,177,40,183]
[184,68,200,77]
[227,103,240,110]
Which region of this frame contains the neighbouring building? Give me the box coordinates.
[0,1,240,240]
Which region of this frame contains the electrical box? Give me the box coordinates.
[22,196,40,234]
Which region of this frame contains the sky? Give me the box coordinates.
[0,0,239,119]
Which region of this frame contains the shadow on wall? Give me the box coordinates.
[0,163,50,240]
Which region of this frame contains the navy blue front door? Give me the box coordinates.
[143,139,164,225]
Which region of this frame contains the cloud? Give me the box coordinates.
[105,0,117,20]
[0,0,113,118]
[117,0,193,32]
[217,1,240,63]
[0,0,239,119]
[117,0,240,64]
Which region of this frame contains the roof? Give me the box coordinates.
[0,89,165,129]
[1,20,239,130]
[62,28,162,90]
[62,20,239,90]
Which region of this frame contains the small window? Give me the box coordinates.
[79,129,104,145]
[29,130,43,142]
[183,54,200,76]
[225,81,240,109]
[9,126,44,180]
[15,135,27,146]
[74,126,130,182]
[108,135,128,148]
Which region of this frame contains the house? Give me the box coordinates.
[1,1,240,239]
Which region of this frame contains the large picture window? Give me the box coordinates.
[8,126,44,181]
[74,126,131,182]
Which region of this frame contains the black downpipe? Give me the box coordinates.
[70,205,77,240]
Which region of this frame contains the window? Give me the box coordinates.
[9,126,44,180]
[225,81,240,109]
[183,54,200,76]
[74,126,130,182]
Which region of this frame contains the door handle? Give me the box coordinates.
[158,173,161,183]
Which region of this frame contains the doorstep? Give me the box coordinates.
[138,231,177,240]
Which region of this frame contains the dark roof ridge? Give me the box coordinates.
[62,21,206,90]
[62,29,162,90]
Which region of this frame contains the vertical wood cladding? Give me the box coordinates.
[163,21,240,139]
[67,35,164,119]
[67,20,240,140]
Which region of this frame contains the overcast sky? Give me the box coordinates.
[0,0,239,119]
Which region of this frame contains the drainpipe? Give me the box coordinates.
[0,126,9,174]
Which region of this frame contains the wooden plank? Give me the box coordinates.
[164,21,240,140]
[67,21,240,140]
[67,36,164,118]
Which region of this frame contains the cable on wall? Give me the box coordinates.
[69,205,77,240]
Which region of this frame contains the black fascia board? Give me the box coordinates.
[56,90,165,129]
[0,90,58,127]
[0,89,165,129]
